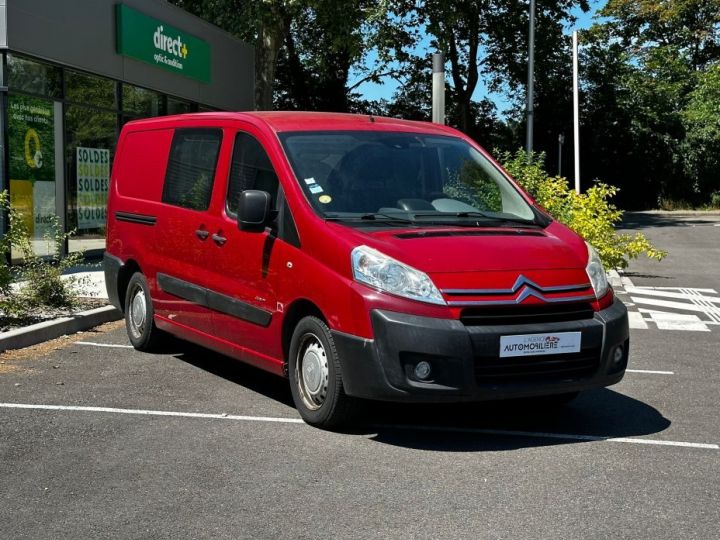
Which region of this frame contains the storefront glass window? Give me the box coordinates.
[122,84,164,117]
[167,97,194,115]
[7,93,59,259]
[3,53,214,261]
[7,54,61,98]
[64,106,116,254]
[66,70,117,110]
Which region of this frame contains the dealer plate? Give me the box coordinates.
[499,331,582,358]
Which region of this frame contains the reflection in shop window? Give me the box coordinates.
[7,54,62,98]
[123,84,164,117]
[167,97,194,115]
[66,70,117,109]
[65,106,116,254]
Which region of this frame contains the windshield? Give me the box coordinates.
[279,131,538,226]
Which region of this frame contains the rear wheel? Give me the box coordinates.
[288,316,357,429]
[124,272,165,351]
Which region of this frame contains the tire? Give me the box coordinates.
[288,316,357,429]
[124,272,165,351]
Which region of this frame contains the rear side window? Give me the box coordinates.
[116,129,174,201]
[226,132,279,215]
[162,128,222,211]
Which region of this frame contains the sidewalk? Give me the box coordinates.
[1,265,116,351]
[62,265,108,299]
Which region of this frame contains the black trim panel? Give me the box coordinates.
[157,273,272,327]
[103,252,124,311]
[116,211,157,226]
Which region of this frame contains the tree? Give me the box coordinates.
[683,62,720,198]
[386,1,586,160]
[171,0,297,110]
[173,0,409,112]
[579,0,720,207]
[273,1,409,112]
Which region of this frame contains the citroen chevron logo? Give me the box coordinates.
[442,274,595,306]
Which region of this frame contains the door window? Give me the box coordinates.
[162,129,222,211]
[226,132,279,215]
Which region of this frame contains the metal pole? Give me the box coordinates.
[525,0,535,159]
[558,133,564,177]
[431,53,445,125]
[572,30,580,194]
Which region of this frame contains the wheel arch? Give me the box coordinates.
[281,298,327,369]
[116,259,143,313]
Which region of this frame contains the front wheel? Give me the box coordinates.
[288,316,357,429]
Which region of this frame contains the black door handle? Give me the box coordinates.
[195,229,209,240]
[212,233,227,246]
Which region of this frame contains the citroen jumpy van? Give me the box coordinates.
[104,112,629,428]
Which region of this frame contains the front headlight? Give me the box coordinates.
[351,246,445,305]
[585,242,609,298]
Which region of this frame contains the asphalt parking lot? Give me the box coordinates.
[1,213,718,539]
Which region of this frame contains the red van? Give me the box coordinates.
[104,112,629,428]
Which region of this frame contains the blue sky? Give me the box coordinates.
[352,0,606,113]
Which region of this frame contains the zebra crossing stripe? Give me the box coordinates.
[630,295,720,315]
[681,288,720,324]
[628,311,648,329]
[625,287,720,304]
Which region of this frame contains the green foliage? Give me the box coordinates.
[582,1,720,207]
[500,151,666,270]
[443,160,503,211]
[0,190,84,318]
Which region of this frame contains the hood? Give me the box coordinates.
[343,221,588,273]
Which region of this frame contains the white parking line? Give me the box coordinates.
[628,311,649,329]
[0,402,716,450]
[75,342,134,349]
[0,402,304,424]
[626,369,675,375]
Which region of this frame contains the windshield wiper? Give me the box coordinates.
[325,213,415,224]
[411,211,538,227]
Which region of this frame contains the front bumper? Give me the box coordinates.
[334,298,629,402]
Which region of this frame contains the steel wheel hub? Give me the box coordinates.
[297,336,329,410]
[129,287,147,337]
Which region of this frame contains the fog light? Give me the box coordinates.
[612,346,624,364]
[414,361,432,380]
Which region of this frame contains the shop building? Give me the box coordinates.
[0,0,254,258]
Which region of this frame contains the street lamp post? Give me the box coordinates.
[525,0,535,160]
[558,133,565,177]
[572,30,580,194]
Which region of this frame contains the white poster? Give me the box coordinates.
[76,147,110,230]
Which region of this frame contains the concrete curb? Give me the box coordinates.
[0,305,122,352]
[625,210,720,216]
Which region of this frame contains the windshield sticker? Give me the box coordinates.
[309,184,324,194]
[304,177,316,185]
[318,195,332,204]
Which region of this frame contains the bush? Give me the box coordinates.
[0,190,85,319]
[500,150,666,270]
[709,191,720,209]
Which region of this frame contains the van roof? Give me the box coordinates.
[123,111,460,136]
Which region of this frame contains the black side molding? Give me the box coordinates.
[103,253,124,311]
[116,211,157,226]
[157,273,272,327]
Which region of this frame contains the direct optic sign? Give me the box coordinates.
[116,4,211,83]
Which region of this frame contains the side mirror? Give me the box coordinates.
[237,190,271,232]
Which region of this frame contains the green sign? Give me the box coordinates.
[116,4,211,83]
[8,94,55,182]
[8,94,57,240]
